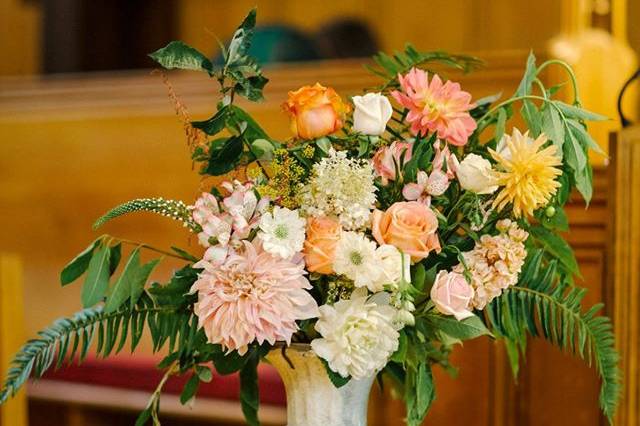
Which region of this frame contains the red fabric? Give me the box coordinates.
[42,354,286,406]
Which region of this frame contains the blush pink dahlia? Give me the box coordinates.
[191,240,319,355]
[391,68,476,146]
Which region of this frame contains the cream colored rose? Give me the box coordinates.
[352,93,393,136]
[430,271,475,321]
[454,153,498,194]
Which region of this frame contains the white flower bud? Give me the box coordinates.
[352,93,393,136]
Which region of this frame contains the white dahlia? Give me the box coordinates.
[332,232,382,290]
[311,289,400,379]
[258,206,306,259]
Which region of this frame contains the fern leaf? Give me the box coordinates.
[93,198,199,231]
[0,291,199,405]
[486,249,621,422]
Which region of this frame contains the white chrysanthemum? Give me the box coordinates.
[300,150,377,230]
[258,207,306,259]
[371,244,410,292]
[333,232,382,289]
[311,289,400,379]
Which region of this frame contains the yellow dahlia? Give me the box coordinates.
[490,129,562,218]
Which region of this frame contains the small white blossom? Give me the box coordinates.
[333,232,382,290]
[258,207,306,259]
[311,289,400,379]
[300,150,377,230]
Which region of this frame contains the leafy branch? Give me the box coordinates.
[485,249,621,422]
[366,44,484,91]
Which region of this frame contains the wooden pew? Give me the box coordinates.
[0,52,612,425]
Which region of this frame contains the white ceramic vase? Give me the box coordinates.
[265,344,375,426]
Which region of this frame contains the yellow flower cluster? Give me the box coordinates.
[257,149,306,209]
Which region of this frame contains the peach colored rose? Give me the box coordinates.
[372,141,413,185]
[371,201,440,261]
[430,271,474,320]
[303,216,342,274]
[282,83,350,140]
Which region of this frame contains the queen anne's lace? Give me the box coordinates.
[300,150,377,230]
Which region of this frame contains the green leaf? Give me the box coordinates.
[228,105,269,141]
[542,105,565,155]
[553,101,608,121]
[130,258,161,309]
[567,119,606,156]
[316,137,332,154]
[191,106,228,136]
[250,139,275,161]
[564,126,587,171]
[515,51,537,97]
[415,363,435,417]
[135,407,152,426]
[205,136,244,175]
[390,331,409,363]
[521,100,541,136]
[574,162,593,205]
[180,374,200,405]
[529,226,580,276]
[226,9,257,66]
[60,238,102,285]
[149,41,213,74]
[109,243,122,275]
[495,107,507,143]
[320,358,351,388]
[196,365,213,383]
[427,314,492,340]
[239,349,261,426]
[170,246,199,262]
[105,248,142,313]
[81,246,111,308]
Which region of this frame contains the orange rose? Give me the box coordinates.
[371,201,440,262]
[282,83,350,140]
[303,216,342,274]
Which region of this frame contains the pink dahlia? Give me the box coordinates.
[391,68,477,146]
[191,240,318,355]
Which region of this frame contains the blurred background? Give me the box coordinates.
[1,0,640,425]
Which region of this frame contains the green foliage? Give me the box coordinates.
[486,249,621,422]
[81,245,111,308]
[528,225,580,276]
[60,237,102,285]
[366,44,483,91]
[320,358,351,388]
[104,247,160,313]
[93,198,198,231]
[405,363,436,426]
[239,349,261,426]
[149,41,214,75]
[425,314,492,341]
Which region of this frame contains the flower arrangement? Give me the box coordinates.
[0,9,621,426]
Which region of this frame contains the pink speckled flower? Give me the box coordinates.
[372,141,413,185]
[391,68,477,146]
[191,240,319,355]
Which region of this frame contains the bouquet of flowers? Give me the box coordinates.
[0,9,620,426]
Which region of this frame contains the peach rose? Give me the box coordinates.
[371,201,440,261]
[303,216,342,274]
[430,271,474,321]
[282,83,350,140]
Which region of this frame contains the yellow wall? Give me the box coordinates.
[0,0,40,76]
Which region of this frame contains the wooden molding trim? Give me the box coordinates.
[607,128,640,426]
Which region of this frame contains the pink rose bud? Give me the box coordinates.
[430,271,475,320]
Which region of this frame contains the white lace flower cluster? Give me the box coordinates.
[311,289,401,379]
[300,150,377,230]
[453,219,529,309]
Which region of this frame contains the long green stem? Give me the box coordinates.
[536,59,581,104]
[115,237,193,261]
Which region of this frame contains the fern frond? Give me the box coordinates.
[366,44,484,91]
[0,291,199,405]
[486,249,621,422]
[93,198,199,231]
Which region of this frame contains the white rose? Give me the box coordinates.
[371,245,410,292]
[454,153,499,194]
[352,93,393,136]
